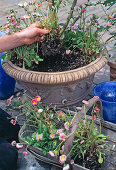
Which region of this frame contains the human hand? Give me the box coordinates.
[17,23,49,45]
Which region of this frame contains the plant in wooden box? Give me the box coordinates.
[1,0,109,106]
[8,95,112,170]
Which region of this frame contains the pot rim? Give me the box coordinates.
[2,48,108,84]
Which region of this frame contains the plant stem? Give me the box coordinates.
[59,0,78,36]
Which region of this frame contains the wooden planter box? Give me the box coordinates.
[19,98,116,170]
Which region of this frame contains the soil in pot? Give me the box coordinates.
[74,153,101,170]
[10,35,96,72]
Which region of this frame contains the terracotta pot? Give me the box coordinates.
[108,60,116,81]
[2,50,107,106]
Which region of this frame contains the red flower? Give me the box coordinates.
[92,117,95,119]
[94,107,100,113]
[86,27,89,31]
[38,3,41,7]
[36,96,41,102]
[58,112,62,117]
[11,140,16,147]
[81,9,86,12]
[32,98,37,105]
[94,96,99,99]
[10,119,16,125]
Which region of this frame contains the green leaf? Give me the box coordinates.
[42,149,47,156]
[38,58,43,61]
[96,49,99,54]
[24,58,31,67]
[98,152,103,164]
[59,23,65,26]
[92,57,95,61]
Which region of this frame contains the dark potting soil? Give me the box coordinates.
[11,38,90,72]
[75,153,101,170]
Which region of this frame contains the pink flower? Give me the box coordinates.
[23,151,28,156]
[48,103,52,106]
[36,133,43,141]
[36,96,41,102]
[11,140,16,147]
[66,50,71,55]
[33,7,36,12]
[38,3,41,7]
[82,100,89,105]
[81,9,86,12]
[50,133,55,139]
[20,16,25,20]
[32,98,37,105]
[84,2,88,5]
[92,116,95,120]
[12,20,16,25]
[19,105,24,109]
[83,120,86,124]
[38,108,43,113]
[57,129,63,134]
[60,150,64,154]
[94,96,99,99]
[10,119,16,125]
[64,122,69,130]
[49,151,55,157]
[16,143,23,149]
[109,16,114,19]
[94,107,100,113]
[16,25,22,28]
[74,7,77,12]
[106,22,112,26]
[7,95,13,105]
[5,28,10,33]
[8,17,12,20]
[60,155,67,164]
[63,164,70,170]
[76,107,82,111]
[70,160,74,164]
[86,27,89,31]
[3,24,7,28]
[75,24,79,29]
[59,133,67,141]
[71,26,75,30]
[58,112,62,117]
[29,1,32,5]
[22,97,26,103]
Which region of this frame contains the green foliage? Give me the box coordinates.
[1,0,115,67]
[7,94,111,167]
[70,117,108,165]
[103,0,116,6]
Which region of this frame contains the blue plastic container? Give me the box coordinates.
[0,31,16,100]
[93,81,116,123]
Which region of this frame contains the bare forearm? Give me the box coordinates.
[0,32,24,53]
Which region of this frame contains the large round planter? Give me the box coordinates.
[108,60,116,81]
[2,50,107,106]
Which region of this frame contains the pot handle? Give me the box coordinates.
[64,97,102,163]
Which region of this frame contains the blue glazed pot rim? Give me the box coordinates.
[93,81,116,103]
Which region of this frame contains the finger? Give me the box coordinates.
[36,36,44,42]
[37,28,49,35]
